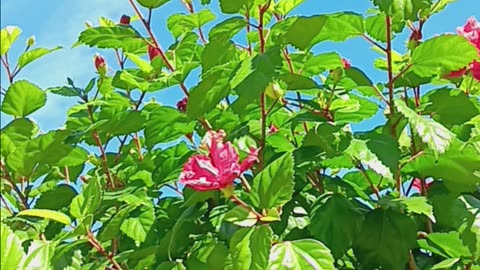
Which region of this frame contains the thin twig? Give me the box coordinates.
[86,230,122,269]
[356,163,381,201]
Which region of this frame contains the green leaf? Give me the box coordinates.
[313,12,365,43]
[405,145,480,192]
[425,232,471,258]
[125,52,153,73]
[70,178,102,219]
[231,47,283,105]
[309,194,363,258]
[77,26,143,51]
[153,142,193,184]
[35,184,78,210]
[302,122,350,158]
[431,258,460,269]
[333,95,378,124]
[17,209,72,225]
[219,0,248,14]
[285,15,328,50]
[208,17,247,41]
[21,241,55,270]
[353,208,417,270]
[372,0,432,29]
[1,26,21,56]
[395,99,454,158]
[224,206,258,227]
[302,52,343,75]
[97,110,145,137]
[186,238,229,270]
[268,239,335,270]
[136,0,170,9]
[145,105,195,148]
[1,80,46,117]
[421,88,480,128]
[1,223,24,270]
[250,152,294,209]
[345,139,395,180]
[6,130,76,177]
[0,118,37,157]
[47,86,81,97]
[99,204,139,242]
[230,226,272,270]
[429,0,457,15]
[187,68,231,118]
[121,206,155,244]
[17,46,62,69]
[366,13,387,42]
[411,35,479,77]
[394,196,436,222]
[275,0,305,16]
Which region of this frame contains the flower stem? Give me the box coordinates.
[230,195,262,220]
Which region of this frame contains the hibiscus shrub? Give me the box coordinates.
[1,0,480,269]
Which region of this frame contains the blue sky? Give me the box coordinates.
[1,0,479,132]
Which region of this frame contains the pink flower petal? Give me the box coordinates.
[239,147,259,173]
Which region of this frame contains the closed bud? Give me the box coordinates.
[93,53,107,75]
[341,58,351,69]
[26,35,35,47]
[176,97,188,112]
[148,45,161,61]
[119,15,131,26]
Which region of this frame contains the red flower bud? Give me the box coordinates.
[119,15,131,26]
[93,54,107,74]
[268,123,279,135]
[342,58,351,69]
[148,45,161,61]
[185,133,194,143]
[176,97,188,112]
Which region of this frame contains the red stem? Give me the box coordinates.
[230,195,262,220]
[0,56,14,83]
[86,230,122,269]
[385,16,395,116]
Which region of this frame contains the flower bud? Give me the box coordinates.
[26,35,35,47]
[268,123,279,135]
[93,54,107,75]
[341,58,351,69]
[176,97,188,112]
[119,15,131,26]
[148,45,161,61]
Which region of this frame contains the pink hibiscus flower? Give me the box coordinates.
[179,130,258,191]
[447,17,480,81]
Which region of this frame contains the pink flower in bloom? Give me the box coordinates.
[179,130,258,191]
[342,58,351,69]
[119,15,131,25]
[457,16,480,50]
[448,17,480,81]
[176,97,188,112]
[148,45,161,61]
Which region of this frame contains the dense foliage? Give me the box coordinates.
[1,0,480,269]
